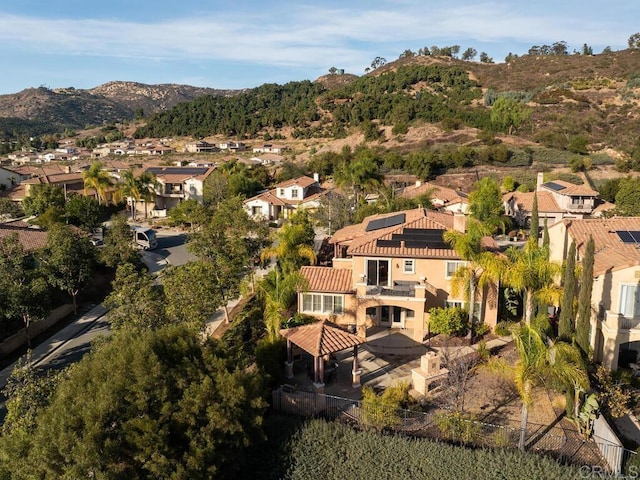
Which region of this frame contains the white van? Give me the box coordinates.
[132,226,158,250]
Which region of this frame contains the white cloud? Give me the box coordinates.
[0,1,632,71]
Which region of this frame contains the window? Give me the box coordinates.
[367,259,390,286]
[251,206,262,216]
[291,188,299,199]
[620,284,640,318]
[403,259,415,274]
[279,188,285,196]
[445,261,466,279]
[301,293,344,315]
[445,300,464,309]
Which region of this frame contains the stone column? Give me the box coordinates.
[352,345,362,388]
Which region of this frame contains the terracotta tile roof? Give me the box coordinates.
[245,190,287,206]
[348,212,460,258]
[22,172,85,185]
[300,266,353,293]
[562,217,640,276]
[275,175,317,189]
[0,222,48,252]
[541,180,598,197]
[401,182,468,207]
[330,208,428,245]
[503,191,561,212]
[0,184,27,200]
[280,319,365,356]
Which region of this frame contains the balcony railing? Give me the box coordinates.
[365,281,419,298]
[604,311,640,330]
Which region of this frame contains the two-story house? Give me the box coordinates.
[504,173,613,228]
[548,217,640,370]
[145,166,215,211]
[252,144,289,154]
[401,181,469,213]
[243,175,326,221]
[297,208,499,341]
[184,141,220,153]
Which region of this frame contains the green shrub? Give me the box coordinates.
[255,336,287,390]
[494,321,514,337]
[428,307,468,336]
[435,411,482,444]
[474,323,490,336]
[360,382,410,431]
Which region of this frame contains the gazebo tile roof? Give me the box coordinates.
[280,319,365,356]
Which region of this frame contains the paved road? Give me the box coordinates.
[0,229,192,422]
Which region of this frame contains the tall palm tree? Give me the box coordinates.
[489,324,589,450]
[444,218,496,337]
[494,240,562,325]
[112,168,141,220]
[261,213,317,274]
[257,268,304,339]
[136,171,160,219]
[82,162,112,205]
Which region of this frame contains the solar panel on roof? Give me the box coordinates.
[544,182,565,191]
[404,240,430,249]
[147,167,209,176]
[365,213,406,232]
[630,231,640,243]
[376,239,401,248]
[616,231,635,243]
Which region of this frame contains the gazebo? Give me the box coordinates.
[280,319,366,388]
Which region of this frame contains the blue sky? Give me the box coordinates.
[1,0,638,94]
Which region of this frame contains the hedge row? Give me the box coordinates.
[285,419,580,480]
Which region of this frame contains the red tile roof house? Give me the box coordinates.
[144,166,215,212]
[243,175,326,222]
[548,217,640,370]
[297,208,499,342]
[0,221,48,252]
[401,181,469,213]
[503,172,613,228]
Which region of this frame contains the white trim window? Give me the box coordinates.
[302,293,344,315]
[403,259,415,274]
[445,261,466,279]
[445,300,464,309]
[620,284,640,318]
[291,188,299,199]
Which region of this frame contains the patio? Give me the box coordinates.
[282,327,430,400]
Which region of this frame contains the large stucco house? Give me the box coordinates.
[548,217,640,370]
[244,175,326,221]
[144,166,215,211]
[504,172,613,228]
[297,208,499,341]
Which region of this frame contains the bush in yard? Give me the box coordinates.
[359,382,409,431]
[435,411,482,445]
[428,307,468,336]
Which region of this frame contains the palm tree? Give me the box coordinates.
[261,212,317,274]
[495,240,562,325]
[137,171,160,219]
[443,219,497,337]
[257,268,304,339]
[112,168,140,220]
[82,161,112,205]
[489,324,589,450]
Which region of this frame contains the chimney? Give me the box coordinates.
[536,172,544,191]
[453,211,466,233]
[415,180,422,187]
[64,165,71,174]
[313,172,319,183]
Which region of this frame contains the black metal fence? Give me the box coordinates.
[272,386,637,473]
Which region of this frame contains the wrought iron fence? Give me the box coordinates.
[272,386,637,473]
